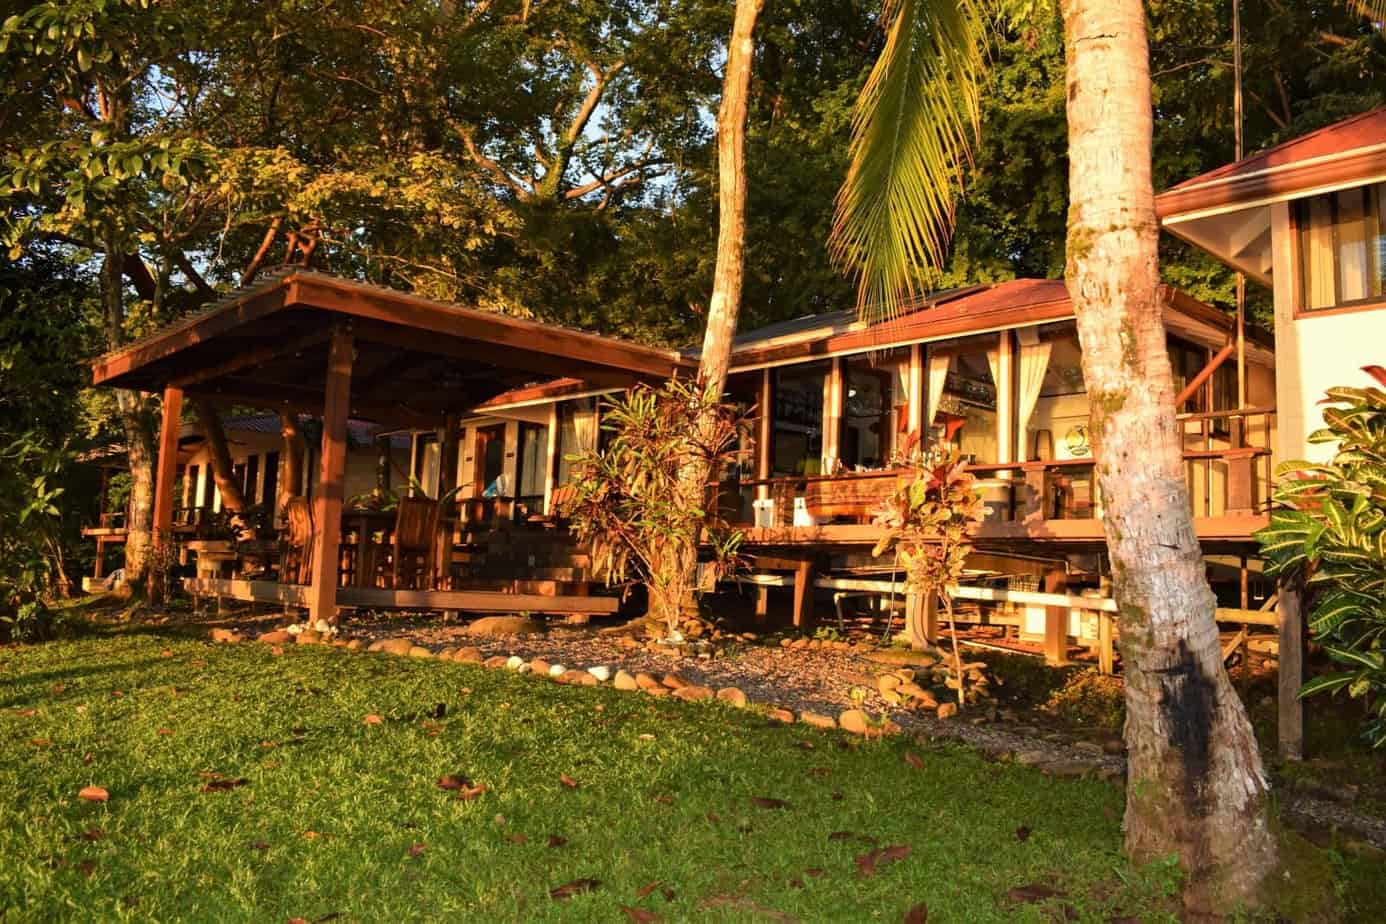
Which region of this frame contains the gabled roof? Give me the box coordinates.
[1156,107,1386,220]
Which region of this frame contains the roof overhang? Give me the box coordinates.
[92,271,693,426]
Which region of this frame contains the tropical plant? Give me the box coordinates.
[1257,366,1386,746]
[869,448,985,705]
[0,433,70,641]
[561,379,746,636]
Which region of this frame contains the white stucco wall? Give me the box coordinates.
[1270,201,1386,463]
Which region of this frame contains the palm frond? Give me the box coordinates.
[830,0,988,325]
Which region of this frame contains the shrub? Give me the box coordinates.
[561,379,746,635]
[1256,366,1386,746]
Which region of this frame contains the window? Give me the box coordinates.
[1296,182,1386,311]
[555,397,599,486]
[516,422,548,510]
[1168,337,1209,414]
[771,361,829,476]
[927,343,998,464]
[841,349,908,469]
[413,432,439,497]
[1022,325,1090,461]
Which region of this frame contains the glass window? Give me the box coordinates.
[772,361,829,476]
[841,349,909,469]
[1168,337,1209,414]
[1022,325,1091,461]
[1296,181,1386,311]
[413,432,440,497]
[555,397,599,486]
[516,422,548,509]
[929,345,998,464]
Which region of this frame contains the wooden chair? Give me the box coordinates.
[390,496,440,590]
[279,497,314,585]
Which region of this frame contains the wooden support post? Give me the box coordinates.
[1277,575,1304,760]
[149,386,184,603]
[1043,567,1069,666]
[906,590,938,649]
[1098,611,1114,675]
[792,558,816,631]
[307,328,354,626]
[757,368,772,501]
[754,586,769,623]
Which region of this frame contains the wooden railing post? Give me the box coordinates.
[1277,574,1305,760]
[150,386,184,604]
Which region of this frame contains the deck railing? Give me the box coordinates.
[714,405,1276,528]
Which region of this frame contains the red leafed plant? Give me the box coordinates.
[870,442,985,704]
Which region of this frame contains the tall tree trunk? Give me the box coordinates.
[280,412,306,507]
[1060,0,1277,911]
[667,0,762,635]
[192,398,247,513]
[100,241,155,589]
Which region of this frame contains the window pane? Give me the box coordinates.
[841,349,908,469]
[1297,181,1386,310]
[772,361,828,476]
[1024,326,1090,461]
[932,347,997,464]
[516,422,548,502]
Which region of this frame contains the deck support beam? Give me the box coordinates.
[1277,574,1304,760]
[307,327,354,626]
[149,386,184,603]
[1043,567,1069,666]
[792,558,816,631]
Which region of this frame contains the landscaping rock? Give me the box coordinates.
[453,646,483,664]
[576,672,600,687]
[661,673,689,690]
[587,666,611,683]
[800,711,836,730]
[716,687,748,707]
[408,646,433,658]
[369,637,415,656]
[548,664,567,678]
[614,670,639,691]
[462,615,542,637]
[635,672,661,690]
[936,702,958,720]
[767,707,795,723]
[437,647,457,661]
[530,658,552,675]
[672,685,713,702]
[644,684,670,697]
[258,630,293,644]
[1073,741,1105,756]
[483,655,510,669]
[345,639,365,651]
[791,637,809,649]
[877,674,902,695]
[296,630,323,645]
[560,669,589,685]
[505,655,525,671]
[1102,737,1125,755]
[209,628,241,643]
[838,710,871,736]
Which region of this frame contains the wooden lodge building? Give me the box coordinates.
[86,109,1386,713]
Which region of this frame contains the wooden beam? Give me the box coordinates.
[1175,338,1233,408]
[307,328,354,626]
[169,329,330,389]
[150,386,184,604]
[1043,567,1068,666]
[792,558,816,631]
[757,367,772,501]
[1277,575,1304,760]
[182,578,622,614]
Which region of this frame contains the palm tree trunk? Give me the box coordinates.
[1060,0,1276,910]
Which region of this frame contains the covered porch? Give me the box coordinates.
[90,269,692,623]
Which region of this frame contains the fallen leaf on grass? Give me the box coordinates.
[81,828,103,842]
[78,859,98,877]
[78,786,108,803]
[29,738,51,747]
[635,882,663,900]
[363,714,383,725]
[160,649,173,658]
[436,775,471,791]
[805,868,824,879]
[1006,884,1061,903]
[794,740,814,751]
[550,878,601,900]
[651,795,674,805]
[457,783,488,801]
[559,773,580,789]
[270,646,283,656]
[1015,826,1031,842]
[620,907,661,923]
[504,834,529,845]
[547,835,567,848]
[16,708,37,718]
[856,844,912,878]
[705,813,720,823]
[201,778,249,793]
[408,843,427,857]
[903,902,929,923]
[904,752,924,770]
[750,796,787,809]
[250,841,271,851]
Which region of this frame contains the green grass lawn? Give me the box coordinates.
[0,627,1374,922]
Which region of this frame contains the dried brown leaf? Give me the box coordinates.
[408,842,427,856]
[547,835,568,848]
[559,773,580,789]
[550,878,600,900]
[457,783,488,801]
[77,786,108,803]
[620,907,662,923]
[1015,826,1031,842]
[750,796,787,809]
[903,902,929,923]
[856,843,912,877]
[1006,884,1061,903]
[436,775,470,791]
[635,881,662,900]
[904,752,924,770]
[363,714,383,725]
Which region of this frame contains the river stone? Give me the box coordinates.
[258,630,293,644]
[408,646,433,658]
[454,646,484,663]
[560,669,589,685]
[483,655,510,669]
[462,616,543,637]
[791,637,809,649]
[369,637,414,656]
[587,666,611,683]
[530,658,551,675]
[672,685,713,702]
[936,702,958,720]
[635,672,661,690]
[715,687,748,707]
[345,639,365,651]
[662,673,689,690]
[614,670,639,691]
[800,711,836,730]
[209,628,241,643]
[644,684,670,697]
[505,655,525,671]
[296,630,323,645]
[548,663,567,678]
[767,707,795,723]
[576,672,600,687]
[877,674,902,694]
[838,710,872,736]
[436,647,457,661]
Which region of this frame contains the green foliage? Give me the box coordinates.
[561,380,746,633]
[829,0,987,322]
[1257,366,1386,746]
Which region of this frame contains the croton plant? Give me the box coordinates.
[1256,365,1386,746]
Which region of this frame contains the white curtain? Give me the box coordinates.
[1015,328,1053,461]
[926,353,950,427]
[573,400,599,455]
[1304,196,1337,309]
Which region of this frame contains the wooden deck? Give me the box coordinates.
[183,578,622,615]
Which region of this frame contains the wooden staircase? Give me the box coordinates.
[448,522,600,599]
